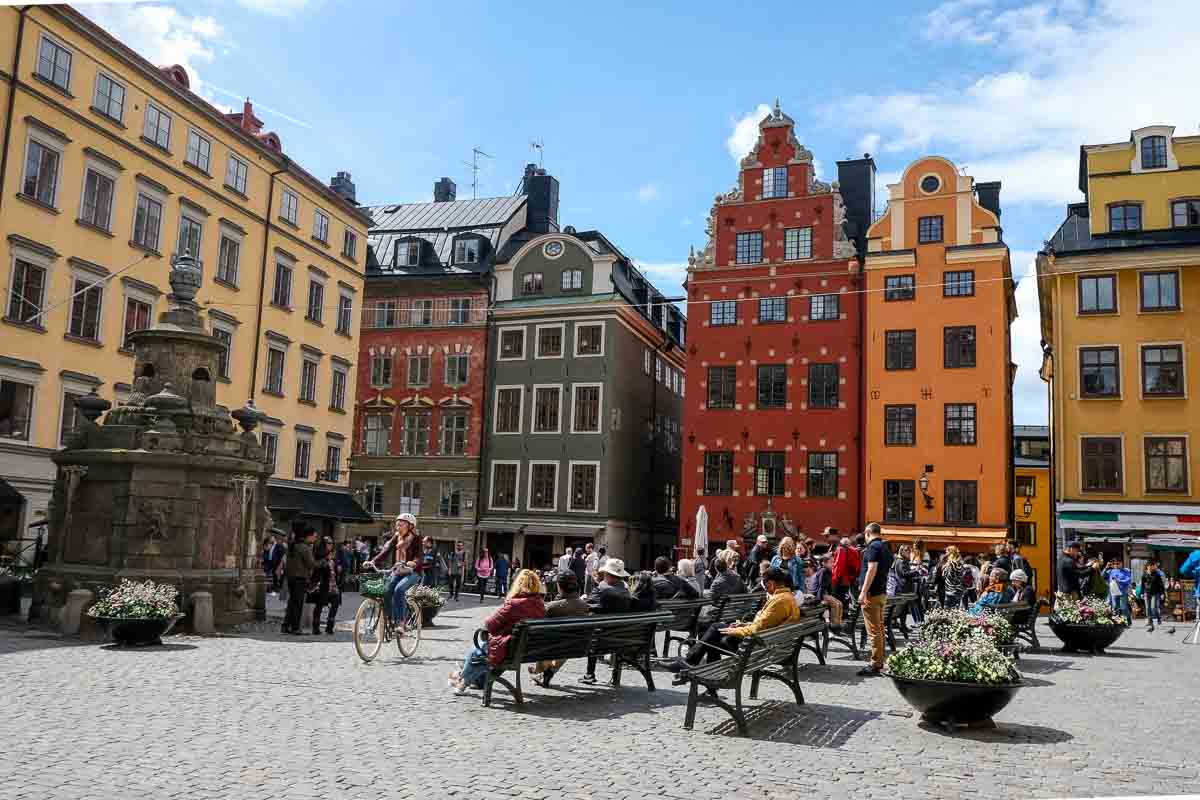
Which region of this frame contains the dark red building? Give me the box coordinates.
[679,102,875,551]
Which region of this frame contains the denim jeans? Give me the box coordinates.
[1109,594,1132,625]
[460,641,489,688]
[1144,594,1162,624]
[448,574,462,599]
[386,572,421,622]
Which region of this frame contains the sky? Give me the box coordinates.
[68,0,1200,425]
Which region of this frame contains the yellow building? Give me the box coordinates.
[1038,125,1200,581]
[1013,425,1052,602]
[0,5,372,552]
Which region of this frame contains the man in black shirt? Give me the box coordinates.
[856,523,893,676]
[1056,540,1092,601]
[651,556,698,599]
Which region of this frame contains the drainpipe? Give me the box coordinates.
[474,271,496,559]
[0,7,34,216]
[249,159,289,398]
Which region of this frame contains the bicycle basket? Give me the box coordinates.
[359,576,388,598]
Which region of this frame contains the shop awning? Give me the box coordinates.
[1059,502,1200,532]
[266,485,372,523]
[523,524,603,537]
[880,526,1008,547]
[474,519,523,533]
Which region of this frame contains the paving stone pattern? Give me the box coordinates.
[2,597,1197,800]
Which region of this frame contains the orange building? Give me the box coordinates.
[863,157,1015,552]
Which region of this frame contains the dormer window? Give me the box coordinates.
[522,272,544,295]
[561,269,583,291]
[454,238,480,264]
[395,240,420,267]
[1109,203,1141,232]
[1141,135,1168,169]
[763,167,787,199]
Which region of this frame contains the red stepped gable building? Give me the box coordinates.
[680,101,876,551]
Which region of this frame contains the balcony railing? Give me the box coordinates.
[361,302,487,330]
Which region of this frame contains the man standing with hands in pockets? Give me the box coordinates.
[856,523,893,677]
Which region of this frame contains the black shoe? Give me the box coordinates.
[579,674,597,685]
[671,673,690,686]
[325,628,335,635]
[664,658,689,673]
[856,666,881,677]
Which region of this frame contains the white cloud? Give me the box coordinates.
[234,0,310,15]
[634,261,689,297]
[858,132,881,154]
[637,182,660,203]
[1009,250,1047,423]
[925,0,998,44]
[726,103,771,162]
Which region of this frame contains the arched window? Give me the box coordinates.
[1142,135,1167,169]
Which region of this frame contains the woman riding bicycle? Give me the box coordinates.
[366,513,422,629]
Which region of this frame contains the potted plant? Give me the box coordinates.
[1048,593,1127,654]
[920,607,1016,655]
[87,579,183,646]
[406,584,445,626]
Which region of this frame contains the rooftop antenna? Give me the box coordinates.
[530,139,544,168]
[461,147,492,200]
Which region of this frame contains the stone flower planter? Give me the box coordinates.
[1048,619,1126,654]
[418,605,443,627]
[884,673,1023,727]
[96,615,184,646]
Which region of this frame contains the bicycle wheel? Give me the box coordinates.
[353,598,384,663]
[396,606,423,657]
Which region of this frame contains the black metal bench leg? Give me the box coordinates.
[792,658,804,705]
[683,680,699,730]
[733,683,748,737]
[482,672,494,707]
[642,651,656,691]
[513,665,524,704]
[611,653,623,688]
[749,672,762,700]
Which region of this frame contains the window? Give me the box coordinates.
[1141,135,1167,169]
[362,413,390,455]
[177,215,202,258]
[264,348,286,394]
[1146,437,1188,493]
[91,74,124,120]
[406,354,430,388]
[918,216,943,244]
[122,297,152,348]
[397,480,421,515]
[225,155,248,194]
[280,188,299,226]
[495,387,522,433]
[1140,271,1179,311]
[945,403,977,445]
[22,139,60,206]
[330,368,347,411]
[271,263,292,308]
[395,241,420,266]
[809,294,838,321]
[1015,522,1036,547]
[885,274,915,301]
[644,348,652,375]
[445,354,469,386]
[1079,347,1120,397]
[784,227,811,260]
[453,238,480,264]
[663,482,679,520]
[710,300,736,326]
[570,463,599,512]
[491,463,518,509]
[325,445,341,478]
[762,166,788,198]
[561,269,583,291]
[293,439,311,479]
[885,405,916,446]
[409,299,433,326]
[1172,199,1200,228]
[1109,203,1141,232]
[807,452,838,498]
[438,481,463,517]
[80,168,115,231]
[572,385,601,433]
[522,272,544,295]
[185,130,211,173]
[884,480,915,523]
[499,328,525,359]
[336,294,353,334]
[885,330,916,370]
[448,298,471,325]
[1015,475,1036,497]
[212,328,232,380]
[943,326,976,368]
[261,432,278,474]
[369,353,391,387]
[533,386,562,433]
[0,377,33,440]
[703,452,734,495]
[306,280,324,323]
[1142,345,1184,396]
[299,359,318,403]
[217,235,240,285]
[313,209,330,243]
[143,104,171,150]
[369,300,397,329]
[809,364,838,408]
[736,232,763,264]
[132,193,163,251]
[529,463,558,510]
[944,481,978,524]
[1082,437,1123,492]
[707,366,736,409]
[401,412,431,455]
[68,278,102,341]
[576,323,603,356]
[943,270,974,297]
[441,413,468,455]
[755,451,785,496]
[757,365,786,408]
[537,326,563,358]
[1079,274,1117,314]
[59,391,82,446]
[36,36,72,91]
[343,230,358,260]
[7,260,46,324]
[363,482,383,515]
[758,297,786,323]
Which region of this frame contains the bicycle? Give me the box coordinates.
[353,567,422,662]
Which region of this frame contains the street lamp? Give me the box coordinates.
[1022,498,1033,517]
[918,467,934,509]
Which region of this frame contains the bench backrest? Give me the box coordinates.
[711,592,766,626]
[658,598,709,629]
[732,621,813,674]
[986,602,1032,626]
[503,611,672,665]
[886,593,916,608]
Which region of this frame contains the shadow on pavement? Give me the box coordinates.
[918,720,1074,744]
[1015,657,1080,674]
[99,642,199,652]
[707,701,881,745]
[797,662,874,687]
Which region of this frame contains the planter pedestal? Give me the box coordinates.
[419,605,441,627]
[885,673,1022,727]
[97,615,184,646]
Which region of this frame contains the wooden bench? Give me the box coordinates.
[681,619,819,736]
[796,605,829,665]
[475,611,670,707]
[851,593,916,654]
[984,601,1041,652]
[657,598,710,658]
[826,600,861,660]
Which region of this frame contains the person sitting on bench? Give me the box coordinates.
[1009,569,1037,608]
[970,568,1014,615]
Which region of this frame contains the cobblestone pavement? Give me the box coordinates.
[2,598,1197,800]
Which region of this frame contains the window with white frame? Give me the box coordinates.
[362,412,391,455]
[369,353,392,387]
[397,480,421,515]
[325,444,342,478]
[439,481,463,516]
[441,412,468,455]
[177,215,203,259]
[294,437,312,479]
[336,293,353,334]
[217,233,240,286]
[143,103,172,150]
[445,354,469,386]
[406,354,431,387]
[409,299,433,326]
[494,387,523,433]
[225,154,249,194]
[528,462,558,510]
[185,130,212,173]
[36,35,72,91]
[132,192,164,251]
[364,481,384,515]
[736,232,763,264]
[299,359,318,403]
[448,298,471,325]
[0,375,35,441]
[330,366,347,410]
[212,327,232,380]
[67,275,103,342]
[395,240,420,266]
[572,384,601,433]
[561,269,583,291]
[372,300,397,328]
[79,166,115,231]
[575,323,603,356]
[569,463,598,512]
[306,279,324,323]
[762,166,788,198]
[810,294,839,321]
[260,430,278,474]
[401,412,431,455]
[280,188,299,226]
[313,209,330,243]
[453,238,479,264]
[22,137,61,207]
[784,227,812,260]
[533,386,562,433]
[92,73,125,121]
[7,258,47,326]
[342,229,358,260]
[490,462,518,509]
[499,328,525,359]
[537,325,563,358]
[264,347,286,395]
[271,262,293,308]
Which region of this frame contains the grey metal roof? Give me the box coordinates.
[1014,425,1049,437]
[364,195,527,275]
[1046,202,1200,255]
[1014,456,1049,468]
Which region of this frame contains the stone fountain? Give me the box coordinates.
[31,254,272,629]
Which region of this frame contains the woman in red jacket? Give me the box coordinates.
[830,536,862,607]
[450,569,545,694]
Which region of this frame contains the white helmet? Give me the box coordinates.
[395,513,418,527]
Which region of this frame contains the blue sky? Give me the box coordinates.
[77,0,1200,424]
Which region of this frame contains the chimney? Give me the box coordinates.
[521,163,559,234]
[330,171,356,204]
[976,181,1002,220]
[433,177,457,203]
[836,154,877,258]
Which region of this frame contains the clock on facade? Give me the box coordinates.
[543,240,564,258]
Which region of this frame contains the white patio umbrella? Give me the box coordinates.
[695,505,709,559]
